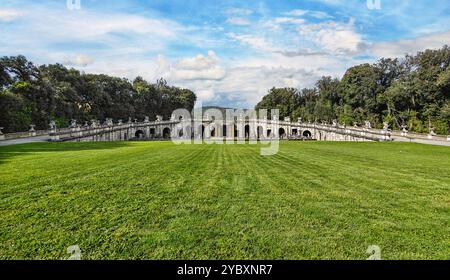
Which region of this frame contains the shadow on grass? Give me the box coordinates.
[0,141,133,166]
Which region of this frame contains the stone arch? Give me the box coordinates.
[163,127,171,139]
[135,130,145,139]
[279,127,286,138]
[257,126,264,139]
[178,127,184,137]
[150,128,156,138]
[245,124,250,140]
[197,124,205,139]
[303,130,312,138]
[222,124,227,137]
[185,125,192,139]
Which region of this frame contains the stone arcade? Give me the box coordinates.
[46,113,392,143]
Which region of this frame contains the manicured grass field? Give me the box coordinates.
[0,141,449,260]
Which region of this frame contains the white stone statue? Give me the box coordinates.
[0,127,4,135]
[332,120,338,127]
[49,121,56,130]
[144,116,150,123]
[401,125,408,135]
[118,119,123,125]
[69,119,77,128]
[156,115,163,122]
[429,127,436,136]
[90,119,97,128]
[128,117,133,124]
[105,118,113,126]
[365,121,372,129]
[383,122,389,131]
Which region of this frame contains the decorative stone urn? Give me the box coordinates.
[90,119,98,128]
[105,118,113,126]
[29,125,36,134]
[428,128,436,139]
[401,125,408,137]
[332,120,338,127]
[69,119,77,128]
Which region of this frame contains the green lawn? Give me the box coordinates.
[0,141,449,260]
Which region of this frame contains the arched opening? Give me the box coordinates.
[303,130,312,138]
[234,124,238,139]
[245,125,250,140]
[185,125,192,139]
[257,126,264,139]
[135,130,145,139]
[150,128,156,138]
[292,129,298,135]
[267,129,272,138]
[178,128,184,137]
[163,127,171,139]
[222,124,227,137]
[210,126,216,138]
[279,128,286,138]
[197,125,205,139]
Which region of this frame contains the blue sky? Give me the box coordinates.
[1,0,449,108]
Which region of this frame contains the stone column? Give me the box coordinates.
[49,121,59,141]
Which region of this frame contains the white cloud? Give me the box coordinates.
[284,9,308,16]
[156,51,226,82]
[225,8,253,16]
[298,18,363,55]
[227,33,276,52]
[284,9,332,19]
[369,30,450,58]
[63,54,94,67]
[0,9,21,22]
[273,17,305,24]
[226,17,251,26]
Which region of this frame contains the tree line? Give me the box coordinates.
[0,55,196,133]
[256,46,450,134]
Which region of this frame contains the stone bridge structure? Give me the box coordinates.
[43,116,393,143]
[1,115,449,146]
